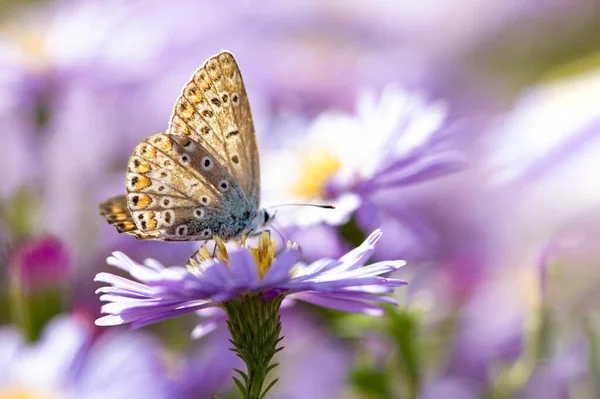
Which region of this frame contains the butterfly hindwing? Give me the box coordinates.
[124,133,255,241]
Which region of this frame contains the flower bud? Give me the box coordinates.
[9,236,71,341]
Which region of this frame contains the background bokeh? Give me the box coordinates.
[1,0,600,398]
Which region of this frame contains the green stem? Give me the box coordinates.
[224,295,284,399]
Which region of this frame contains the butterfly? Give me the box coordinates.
[100,51,272,242]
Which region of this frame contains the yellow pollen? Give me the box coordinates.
[291,149,341,199]
[186,233,282,280]
[248,231,277,279]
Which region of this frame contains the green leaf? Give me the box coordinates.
[234,369,249,386]
[232,377,249,399]
[260,378,279,399]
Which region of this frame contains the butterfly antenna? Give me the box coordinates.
[267,204,335,210]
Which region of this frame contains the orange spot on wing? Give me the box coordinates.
[135,176,152,190]
[160,138,173,152]
[137,194,152,209]
[178,102,194,119]
[146,212,158,230]
[136,161,151,174]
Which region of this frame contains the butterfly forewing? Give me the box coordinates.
[168,51,260,210]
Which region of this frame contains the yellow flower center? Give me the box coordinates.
[187,232,294,280]
[291,149,341,199]
[2,24,50,72]
[0,388,54,399]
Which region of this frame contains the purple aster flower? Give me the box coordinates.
[95,229,405,397]
[263,86,463,222]
[260,86,464,260]
[95,229,405,329]
[0,315,171,398]
[270,309,353,399]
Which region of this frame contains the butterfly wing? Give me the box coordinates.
[100,51,260,242]
[123,133,255,241]
[168,51,260,210]
[99,195,161,240]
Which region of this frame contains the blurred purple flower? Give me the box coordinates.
[9,236,70,291]
[0,315,171,398]
[94,229,406,332]
[270,309,353,399]
[261,86,464,259]
[171,324,241,399]
[263,86,462,221]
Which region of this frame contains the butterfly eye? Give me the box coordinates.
[218,180,230,192]
[176,225,188,236]
[201,156,213,171]
[200,195,211,205]
[194,208,205,218]
[201,228,211,238]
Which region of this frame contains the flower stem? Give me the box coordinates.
[224,294,284,399]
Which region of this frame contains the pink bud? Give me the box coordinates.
[10,236,71,291]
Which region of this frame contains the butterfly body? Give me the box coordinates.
[100,51,267,242]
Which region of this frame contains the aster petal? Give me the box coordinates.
[191,320,220,340]
[339,285,397,294]
[327,260,405,279]
[200,259,232,289]
[95,315,128,326]
[261,248,300,286]
[288,276,397,292]
[228,250,260,288]
[130,302,214,329]
[291,258,339,279]
[95,286,156,299]
[373,154,465,189]
[309,292,399,306]
[94,272,158,296]
[294,292,385,316]
[338,229,382,270]
[142,258,167,271]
